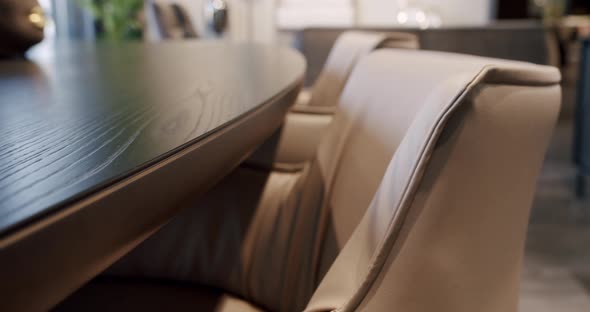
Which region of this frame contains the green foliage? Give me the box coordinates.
[76,0,144,40]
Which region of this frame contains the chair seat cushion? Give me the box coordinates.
[53,277,264,312]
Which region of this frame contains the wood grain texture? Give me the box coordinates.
[0,41,305,236]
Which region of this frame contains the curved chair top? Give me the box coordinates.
[306,49,560,312]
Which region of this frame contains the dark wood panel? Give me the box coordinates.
[0,41,305,235]
[496,0,529,19]
[575,39,590,197]
[297,23,551,86]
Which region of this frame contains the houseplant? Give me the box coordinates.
[76,0,144,40]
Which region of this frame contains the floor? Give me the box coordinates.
[519,121,590,311]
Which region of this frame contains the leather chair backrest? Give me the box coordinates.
[239,49,560,312]
[245,31,418,171]
[303,50,561,311]
[305,31,418,108]
[152,2,197,40]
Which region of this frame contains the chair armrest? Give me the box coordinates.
[244,106,335,171]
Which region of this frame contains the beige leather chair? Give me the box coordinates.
[151,2,198,40]
[247,31,418,172]
[298,31,418,108]
[55,50,561,312]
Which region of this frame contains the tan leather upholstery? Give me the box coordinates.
[246,31,418,170]
[305,51,560,312]
[246,110,334,171]
[303,31,419,108]
[151,2,198,40]
[63,50,560,312]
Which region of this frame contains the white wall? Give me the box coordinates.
[357,0,404,26]
[148,0,497,43]
[358,0,495,27]
[433,0,495,26]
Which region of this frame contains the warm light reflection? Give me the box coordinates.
[28,6,46,30]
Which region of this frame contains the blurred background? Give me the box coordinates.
[24,0,590,311]
[35,1,590,42]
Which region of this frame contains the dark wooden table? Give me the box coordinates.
[0,41,304,311]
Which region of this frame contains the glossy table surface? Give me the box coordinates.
[0,41,305,236]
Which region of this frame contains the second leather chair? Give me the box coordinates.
[246,31,419,172]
